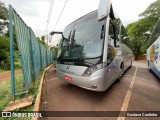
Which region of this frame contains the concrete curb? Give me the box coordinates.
[32,65,52,120]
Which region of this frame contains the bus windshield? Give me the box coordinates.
[59,12,105,59]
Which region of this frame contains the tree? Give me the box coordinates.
[126,17,157,55]
[0,36,10,69]
[126,0,160,56]
[0,2,8,20]
[0,1,8,35]
[37,36,47,46]
[139,0,160,18]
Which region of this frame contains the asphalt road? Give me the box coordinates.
[40,61,160,120]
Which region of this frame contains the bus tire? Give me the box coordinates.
[148,61,152,72]
[129,59,132,68]
[117,63,124,82]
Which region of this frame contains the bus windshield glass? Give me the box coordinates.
[59,12,105,59]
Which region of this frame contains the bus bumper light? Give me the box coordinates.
[64,76,72,81]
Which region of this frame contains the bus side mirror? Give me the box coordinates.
[50,31,62,35]
[98,0,112,21]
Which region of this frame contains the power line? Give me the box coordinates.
[45,0,55,35]
[50,0,68,46]
[53,0,68,31]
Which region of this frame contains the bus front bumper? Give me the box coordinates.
[56,70,106,92]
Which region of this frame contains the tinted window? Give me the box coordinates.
[59,22,76,58]
[72,17,105,58]
[60,11,106,59]
[121,43,132,55]
[109,20,116,47]
[112,18,121,41]
[121,25,131,48]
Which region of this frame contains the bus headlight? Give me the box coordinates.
[83,63,104,76]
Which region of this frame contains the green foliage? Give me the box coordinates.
[0,71,42,113]
[50,46,56,51]
[0,69,7,73]
[126,0,160,56]
[0,1,8,35]
[41,36,45,42]
[0,36,10,69]
[14,51,21,68]
[139,0,160,18]
[0,2,8,20]
[37,36,47,46]
[0,77,12,111]
[0,2,10,69]
[126,17,157,55]
[0,2,21,70]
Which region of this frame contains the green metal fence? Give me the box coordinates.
[9,5,55,98]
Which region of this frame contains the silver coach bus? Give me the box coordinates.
[54,2,133,91]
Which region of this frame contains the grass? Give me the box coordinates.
[0,68,21,74]
[0,77,12,111]
[0,57,21,73]
[0,69,8,73]
[0,69,43,120]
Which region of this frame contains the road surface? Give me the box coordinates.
[40,61,160,120]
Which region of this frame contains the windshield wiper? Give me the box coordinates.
[77,56,93,65]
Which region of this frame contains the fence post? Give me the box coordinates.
[38,41,42,70]
[9,5,15,101]
[29,28,35,81]
[45,46,48,67]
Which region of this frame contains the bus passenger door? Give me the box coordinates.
[106,46,118,84]
[105,19,119,85]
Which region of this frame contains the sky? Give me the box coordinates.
[1,0,156,46]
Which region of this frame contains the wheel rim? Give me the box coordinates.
[119,64,124,77]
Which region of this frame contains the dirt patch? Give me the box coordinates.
[3,96,33,111]
[0,69,21,83]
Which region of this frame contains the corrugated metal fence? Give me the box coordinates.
[9,5,56,98]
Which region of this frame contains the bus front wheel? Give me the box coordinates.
[117,63,124,82]
[148,61,152,72]
[129,59,132,68]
